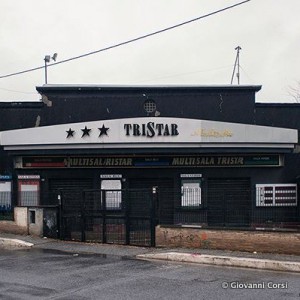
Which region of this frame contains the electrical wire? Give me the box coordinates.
[0,87,37,94]
[239,65,254,82]
[0,0,250,80]
[135,65,233,83]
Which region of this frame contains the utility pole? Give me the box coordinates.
[230,46,242,85]
[44,53,58,84]
[44,56,50,84]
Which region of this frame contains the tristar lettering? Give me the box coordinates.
[65,157,133,167]
[171,156,245,166]
[172,157,216,166]
[124,122,179,137]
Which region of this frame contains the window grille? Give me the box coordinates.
[256,184,297,206]
[143,100,156,113]
[101,179,122,210]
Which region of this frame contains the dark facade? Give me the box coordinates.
[0,85,259,130]
[255,103,300,131]
[0,84,299,242]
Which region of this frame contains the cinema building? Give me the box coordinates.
[0,85,300,253]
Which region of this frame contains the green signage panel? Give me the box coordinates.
[20,154,282,169]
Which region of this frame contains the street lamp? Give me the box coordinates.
[44,53,57,84]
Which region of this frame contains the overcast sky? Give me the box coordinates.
[1,0,300,102]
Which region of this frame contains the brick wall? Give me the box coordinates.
[156,226,300,255]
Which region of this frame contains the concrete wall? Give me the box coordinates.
[156,226,300,255]
[34,86,258,126]
[28,208,44,236]
[0,207,45,237]
[0,207,29,234]
[14,207,28,228]
[0,220,28,235]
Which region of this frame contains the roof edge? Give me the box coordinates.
[36,84,262,93]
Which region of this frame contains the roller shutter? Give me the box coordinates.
[207,178,251,227]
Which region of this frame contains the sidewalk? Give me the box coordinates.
[1,233,300,273]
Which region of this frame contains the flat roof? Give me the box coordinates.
[36,84,262,93]
[256,102,300,107]
[0,101,44,108]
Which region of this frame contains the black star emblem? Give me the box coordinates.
[66,128,75,138]
[81,126,91,137]
[98,124,109,137]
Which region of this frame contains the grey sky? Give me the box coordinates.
[1,0,300,102]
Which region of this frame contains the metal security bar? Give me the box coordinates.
[256,184,297,207]
[173,187,300,231]
[59,188,156,246]
[55,185,300,247]
[18,191,39,206]
[0,191,13,220]
[58,187,300,232]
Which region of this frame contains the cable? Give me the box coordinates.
[0,0,251,80]
[135,65,233,83]
[239,65,254,82]
[0,87,37,94]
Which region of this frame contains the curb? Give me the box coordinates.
[137,252,300,273]
[0,238,34,248]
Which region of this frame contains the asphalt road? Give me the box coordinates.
[0,248,299,300]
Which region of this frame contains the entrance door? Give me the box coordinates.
[129,178,174,225]
[207,178,251,227]
[49,178,94,240]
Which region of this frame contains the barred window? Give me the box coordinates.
[256,184,297,207]
[101,179,122,210]
[0,181,12,211]
[181,179,202,208]
[19,182,39,206]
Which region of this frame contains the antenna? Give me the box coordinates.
[230,46,241,85]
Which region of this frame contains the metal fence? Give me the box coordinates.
[53,186,300,244]
[59,188,156,247]
[0,191,13,220]
[172,187,300,231]
[2,185,299,233]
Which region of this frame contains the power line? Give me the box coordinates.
[239,65,254,82]
[135,65,233,83]
[0,0,251,80]
[0,87,37,95]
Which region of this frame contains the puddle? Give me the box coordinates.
[27,247,110,257]
[0,245,31,251]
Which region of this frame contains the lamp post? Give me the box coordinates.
[44,53,57,84]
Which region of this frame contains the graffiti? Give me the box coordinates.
[170,232,184,244]
[186,234,195,242]
[201,232,208,240]
[0,204,11,212]
[0,191,12,212]
[163,230,168,241]
[161,229,211,248]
